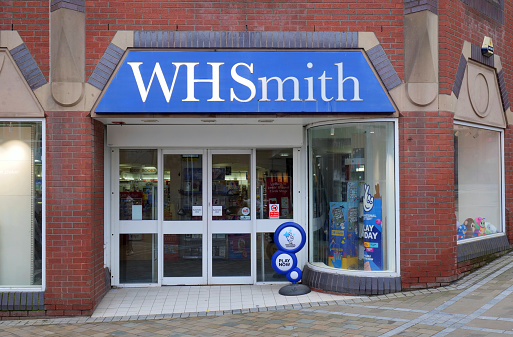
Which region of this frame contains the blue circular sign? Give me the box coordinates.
[271,250,297,275]
[274,222,306,254]
[286,267,303,284]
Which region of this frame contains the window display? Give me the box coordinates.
[164,234,202,277]
[120,233,158,283]
[163,154,203,221]
[308,122,396,272]
[257,233,287,282]
[256,149,293,220]
[119,150,158,221]
[0,121,43,286]
[211,154,250,220]
[455,124,503,241]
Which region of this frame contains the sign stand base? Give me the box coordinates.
[279,283,311,296]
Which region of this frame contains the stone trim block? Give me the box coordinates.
[367,44,402,91]
[452,54,467,98]
[459,0,504,24]
[50,0,85,13]
[133,31,359,49]
[88,43,124,90]
[0,292,44,311]
[457,235,510,262]
[497,69,510,111]
[404,0,438,15]
[302,264,402,295]
[453,43,509,112]
[9,43,47,90]
[470,43,494,68]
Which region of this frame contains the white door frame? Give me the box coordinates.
[160,149,208,285]
[110,146,302,287]
[207,149,254,285]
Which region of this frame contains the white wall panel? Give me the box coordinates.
[107,125,303,148]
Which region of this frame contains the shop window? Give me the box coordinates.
[455,124,503,241]
[163,154,203,221]
[308,122,396,272]
[120,234,158,283]
[119,150,158,221]
[0,121,43,287]
[211,234,251,277]
[256,233,287,282]
[256,149,293,220]
[163,234,202,277]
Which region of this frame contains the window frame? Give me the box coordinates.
[454,121,505,244]
[306,119,400,277]
[0,118,45,291]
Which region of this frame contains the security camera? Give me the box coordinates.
[481,36,494,57]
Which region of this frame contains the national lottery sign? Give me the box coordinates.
[271,222,306,284]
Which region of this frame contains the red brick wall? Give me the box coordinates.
[399,111,457,289]
[2,0,512,311]
[504,3,513,247]
[438,1,505,95]
[506,124,513,245]
[46,112,105,316]
[439,0,513,248]
[0,1,50,77]
[85,0,405,78]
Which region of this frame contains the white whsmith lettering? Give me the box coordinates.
[127,61,362,103]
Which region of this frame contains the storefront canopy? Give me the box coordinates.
[93,50,396,115]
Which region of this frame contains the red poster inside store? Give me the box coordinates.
[266,176,291,218]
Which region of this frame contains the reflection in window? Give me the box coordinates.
[164,234,202,277]
[211,154,250,220]
[257,233,287,282]
[256,149,293,220]
[455,125,502,241]
[120,234,157,283]
[164,154,203,221]
[309,122,395,272]
[119,150,158,220]
[0,121,43,286]
[212,234,251,277]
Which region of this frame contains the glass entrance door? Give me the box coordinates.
[162,150,252,285]
[162,151,207,284]
[208,151,252,284]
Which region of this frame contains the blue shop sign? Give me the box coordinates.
[95,51,395,114]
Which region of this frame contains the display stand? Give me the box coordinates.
[272,222,311,296]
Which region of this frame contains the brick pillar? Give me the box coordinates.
[399,111,458,289]
[46,111,106,316]
[505,125,513,246]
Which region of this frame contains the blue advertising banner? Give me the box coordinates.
[94,51,396,114]
[363,184,383,271]
[328,201,358,269]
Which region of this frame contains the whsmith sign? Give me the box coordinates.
[95,51,395,114]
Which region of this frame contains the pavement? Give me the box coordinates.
[1,251,513,336]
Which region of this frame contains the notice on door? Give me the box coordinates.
[269,204,280,218]
[132,205,142,220]
[213,206,223,217]
[192,206,202,217]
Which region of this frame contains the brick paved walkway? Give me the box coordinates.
[1,251,512,336]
